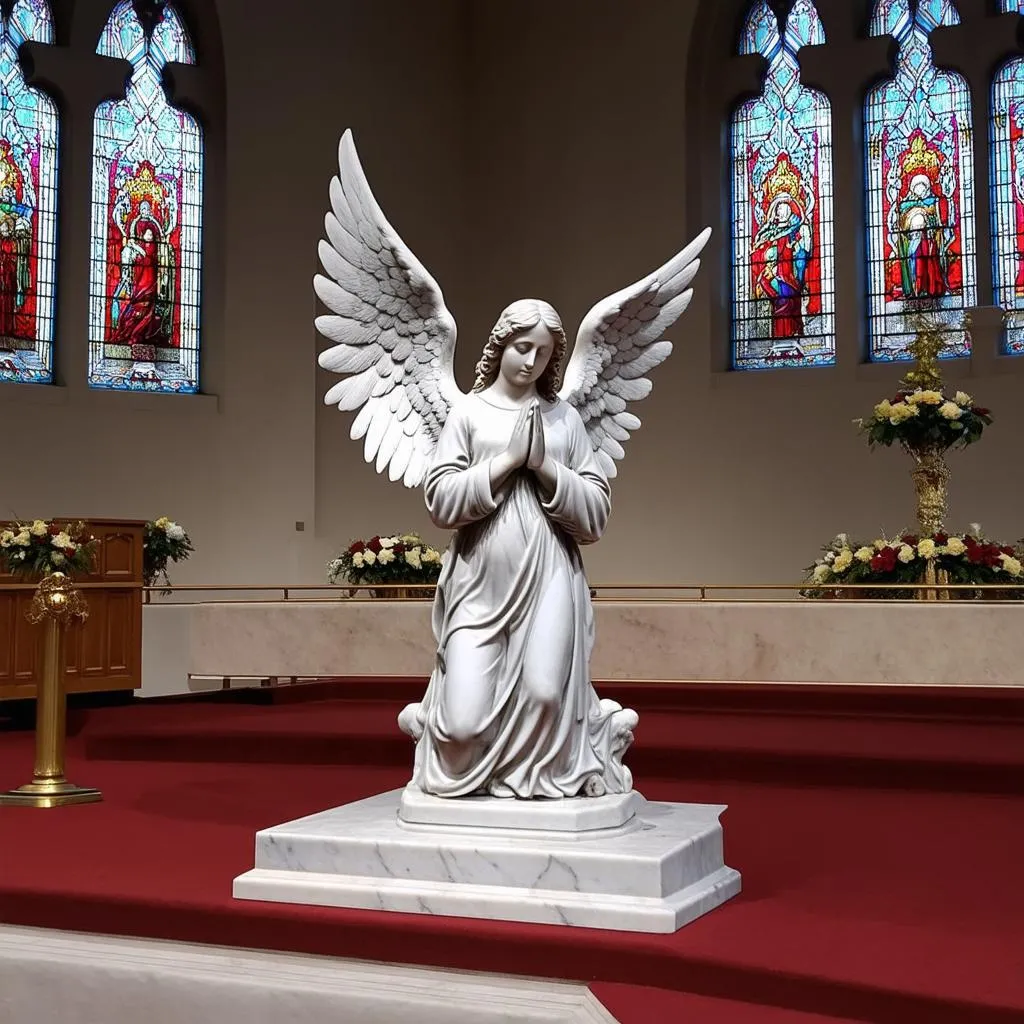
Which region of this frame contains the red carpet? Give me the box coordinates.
[2,683,1024,1023]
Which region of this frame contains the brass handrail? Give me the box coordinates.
[131,581,1024,604]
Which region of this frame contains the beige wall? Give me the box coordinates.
[2,0,1022,590]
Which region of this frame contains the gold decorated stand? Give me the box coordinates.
[901,315,954,601]
[0,573,102,808]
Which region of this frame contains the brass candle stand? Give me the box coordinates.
[0,572,103,808]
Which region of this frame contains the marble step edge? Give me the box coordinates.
[232,864,742,935]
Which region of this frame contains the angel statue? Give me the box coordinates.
[315,130,710,803]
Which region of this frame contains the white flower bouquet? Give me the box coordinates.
[143,516,194,589]
[0,519,99,579]
[328,531,443,597]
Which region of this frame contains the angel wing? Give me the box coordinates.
[315,129,463,488]
[558,227,712,477]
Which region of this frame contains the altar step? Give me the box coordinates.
[78,682,1024,796]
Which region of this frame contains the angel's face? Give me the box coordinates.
[500,324,555,390]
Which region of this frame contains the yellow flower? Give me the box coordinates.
[889,402,919,424]
[944,537,966,556]
[874,539,887,551]
[874,399,893,419]
[855,546,874,563]
[999,554,1023,577]
[897,544,915,563]
[938,401,963,420]
[954,391,972,407]
[404,547,422,570]
[811,563,831,583]
[917,538,937,559]
[833,550,853,573]
[907,389,943,405]
[30,520,48,537]
[154,516,170,529]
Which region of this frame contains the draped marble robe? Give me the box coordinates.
[397,393,637,799]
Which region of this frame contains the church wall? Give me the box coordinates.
[2,1,1021,591]
[448,0,1024,589]
[0,0,470,587]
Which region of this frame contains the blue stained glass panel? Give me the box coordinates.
[731,0,835,370]
[991,56,1024,354]
[999,1,1023,13]
[88,1,204,393]
[864,0,975,362]
[0,0,58,386]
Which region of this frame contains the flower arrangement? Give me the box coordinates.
[328,532,443,594]
[802,528,1024,599]
[856,387,992,452]
[0,520,99,579]
[143,517,194,589]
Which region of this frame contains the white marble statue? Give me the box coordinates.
[315,129,710,802]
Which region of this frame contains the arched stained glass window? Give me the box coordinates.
[0,0,57,386]
[730,0,835,371]
[864,0,975,362]
[991,0,1024,354]
[88,0,203,393]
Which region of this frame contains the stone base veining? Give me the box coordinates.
[232,789,741,934]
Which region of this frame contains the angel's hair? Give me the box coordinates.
[472,299,567,402]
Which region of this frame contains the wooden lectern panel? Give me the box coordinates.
[0,519,144,701]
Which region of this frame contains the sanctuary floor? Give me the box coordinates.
[1,681,1023,1023]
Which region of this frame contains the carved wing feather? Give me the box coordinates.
[558,227,712,477]
[315,129,462,487]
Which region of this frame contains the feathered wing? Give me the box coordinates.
[558,227,712,477]
[315,129,463,488]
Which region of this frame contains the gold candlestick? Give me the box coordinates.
[0,572,102,808]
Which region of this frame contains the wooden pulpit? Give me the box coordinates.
[0,519,144,701]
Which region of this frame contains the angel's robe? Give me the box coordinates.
[398,393,636,799]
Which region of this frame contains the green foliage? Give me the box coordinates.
[144,517,195,589]
[856,387,992,452]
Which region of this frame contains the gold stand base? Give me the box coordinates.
[0,779,103,808]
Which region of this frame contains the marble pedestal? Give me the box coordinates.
[233,788,741,934]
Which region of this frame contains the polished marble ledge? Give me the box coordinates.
[175,599,1023,687]
[233,789,740,933]
[0,924,621,1024]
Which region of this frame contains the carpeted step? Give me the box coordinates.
[79,693,1024,794]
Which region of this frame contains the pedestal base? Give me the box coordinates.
[0,780,103,808]
[233,789,741,934]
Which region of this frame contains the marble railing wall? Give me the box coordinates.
[140,600,1021,697]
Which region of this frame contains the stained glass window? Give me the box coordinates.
[88,1,203,393]
[0,0,57,386]
[730,0,835,371]
[864,0,975,362]
[992,1,1024,354]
